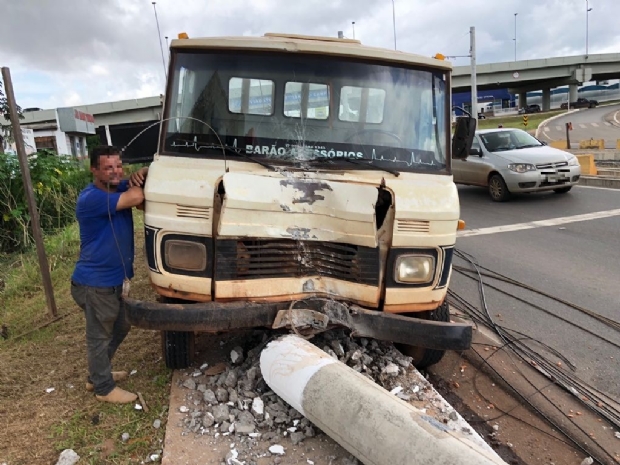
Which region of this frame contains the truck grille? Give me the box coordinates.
[215,239,380,285]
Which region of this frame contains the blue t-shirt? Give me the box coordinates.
[71,180,135,287]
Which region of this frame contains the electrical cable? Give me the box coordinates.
[448,249,618,464]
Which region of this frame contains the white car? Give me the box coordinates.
[452,128,582,202]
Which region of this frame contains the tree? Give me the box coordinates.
[0,77,24,154]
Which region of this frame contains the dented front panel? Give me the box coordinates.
[143,156,459,313]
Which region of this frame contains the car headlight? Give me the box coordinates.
[164,239,207,271]
[568,156,579,166]
[394,255,435,284]
[508,163,536,173]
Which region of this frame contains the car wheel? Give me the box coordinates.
[554,186,572,194]
[395,303,450,369]
[488,174,511,202]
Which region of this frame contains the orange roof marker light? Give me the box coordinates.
[178,32,189,39]
[433,53,446,60]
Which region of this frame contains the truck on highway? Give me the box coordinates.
[123,33,476,370]
[561,97,599,109]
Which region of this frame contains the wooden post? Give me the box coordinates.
[565,122,571,149]
[1,67,57,317]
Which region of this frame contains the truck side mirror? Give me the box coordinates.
[452,116,477,160]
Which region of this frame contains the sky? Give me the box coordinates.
[0,0,618,110]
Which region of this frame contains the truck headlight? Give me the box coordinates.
[394,255,435,284]
[508,163,536,173]
[164,239,207,271]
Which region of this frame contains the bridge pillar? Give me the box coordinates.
[518,91,527,109]
[569,84,579,104]
[542,88,551,111]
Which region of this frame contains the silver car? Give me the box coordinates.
[452,128,582,202]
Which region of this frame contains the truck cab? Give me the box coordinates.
[124,33,475,369]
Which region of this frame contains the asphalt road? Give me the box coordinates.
[452,185,620,400]
[538,103,620,148]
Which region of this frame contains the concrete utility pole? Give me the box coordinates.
[1,67,57,318]
[391,0,397,50]
[586,0,593,58]
[470,26,478,119]
[352,21,356,40]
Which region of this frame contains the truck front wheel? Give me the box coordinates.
[396,302,450,369]
[161,330,195,370]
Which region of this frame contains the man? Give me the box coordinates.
[70,145,148,404]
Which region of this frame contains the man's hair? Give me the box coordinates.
[90,145,121,168]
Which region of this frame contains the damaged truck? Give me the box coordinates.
[123,32,477,370]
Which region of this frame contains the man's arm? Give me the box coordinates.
[116,186,144,211]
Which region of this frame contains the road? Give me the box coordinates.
[453,184,620,401]
[538,103,620,148]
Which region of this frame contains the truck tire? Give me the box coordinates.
[396,302,450,369]
[157,296,195,369]
[161,330,195,370]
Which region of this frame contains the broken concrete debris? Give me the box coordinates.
[54,449,80,465]
[173,330,464,464]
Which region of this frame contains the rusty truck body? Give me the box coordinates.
[124,33,476,369]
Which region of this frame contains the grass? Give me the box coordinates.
[476,110,566,131]
[0,212,171,465]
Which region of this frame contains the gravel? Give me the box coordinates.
[174,329,451,464]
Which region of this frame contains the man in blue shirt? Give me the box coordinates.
[71,145,147,404]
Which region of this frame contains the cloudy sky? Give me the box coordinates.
[1,0,618,109]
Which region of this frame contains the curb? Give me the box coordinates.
[603,108,620,128]
[535,110,580,139]
[579,175,620,189]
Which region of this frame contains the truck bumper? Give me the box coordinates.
[123,297,472,351]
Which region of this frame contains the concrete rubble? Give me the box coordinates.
[172,330,480,464]
[54,449,80,465]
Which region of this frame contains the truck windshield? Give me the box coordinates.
[163,50,449,173]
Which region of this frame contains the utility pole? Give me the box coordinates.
[391,0,397,50]
[586,0,592,58]
[352,21,356,40]
[470,27,478,120]
[1,67,57,318]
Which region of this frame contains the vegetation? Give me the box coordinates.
[0,213,170,464]
[477,110,565,131]
[0,149,91,253]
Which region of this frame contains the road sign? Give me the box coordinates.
[523,115,528,127]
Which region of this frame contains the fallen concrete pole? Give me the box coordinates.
[260,335,507,465]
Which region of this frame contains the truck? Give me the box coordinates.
[123,33,476,370]
[561,97,599,109]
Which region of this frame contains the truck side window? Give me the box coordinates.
[228,77,275,116]
[284,82,330,120]
[339,86,386,123]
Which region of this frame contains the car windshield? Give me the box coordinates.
[478,130,543,152]
[162,50,449,173]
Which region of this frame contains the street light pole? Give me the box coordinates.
[352,21,356,40]
[586,0,592,58]
[513,13,518,61]
[391,0,397,50]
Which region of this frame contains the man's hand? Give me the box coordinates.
[129,167,149,188]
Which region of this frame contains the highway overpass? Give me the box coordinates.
[453,53,620,110]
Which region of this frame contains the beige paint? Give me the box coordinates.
[171,33,452,72]
[144,34,458,313]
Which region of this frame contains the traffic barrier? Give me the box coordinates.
[616,139,620,150]
[576,154,597,175]
[579,139,605,150]
[260,335,507,465]
[549,140,568,149]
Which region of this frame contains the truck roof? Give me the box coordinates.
[170,33,452,71]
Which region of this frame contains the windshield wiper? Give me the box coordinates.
[305,157,400,177]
